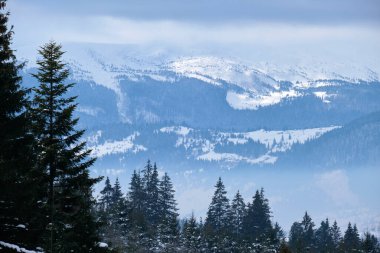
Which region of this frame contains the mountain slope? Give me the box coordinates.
[280,111,380,168]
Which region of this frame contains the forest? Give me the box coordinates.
[0,1,379,252]
[95,161,380,253]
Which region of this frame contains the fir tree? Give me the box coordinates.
[126,170,148,252]
[230,191,246,240]
[112,178,124,208]
[331,220,342,251]
[108,178,127,252]
[289,221,304,253]
[128,170,144,213]
[300,212,316,251]
[343,223,361,252]
[361,232,380,253]
[148,163,160,226]
[31,41,101,252]
[98,177,113,211]
[0,1,41,250]
[97,177,114,249]
[243,188,272,243]
[182,213,201,252]
[158,172,180,249]
[315,218,334,253]
[289,212,315,253]
[140,161,161,250]
[267,222,285,250]
[204,177,232,251]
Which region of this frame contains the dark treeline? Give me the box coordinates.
[97,162,380,253]
[0,1,379,252]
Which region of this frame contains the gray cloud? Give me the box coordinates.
[10,0,380,25]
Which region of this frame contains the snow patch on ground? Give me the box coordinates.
[0,241,43,253]
[89,132,147,158]
[253,61,379,85]
[160,125,339,165]
[97,242,108,248]
[226,90,301,110]
[197,151,277,165]
[221,126,340,153]
[76,106,105,116]
[160,126,193,136]
[313,91,337,103]
[169,56,278,91]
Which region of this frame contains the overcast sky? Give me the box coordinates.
[7,0,380,66]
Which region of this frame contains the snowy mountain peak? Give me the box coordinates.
[169,56,280,92]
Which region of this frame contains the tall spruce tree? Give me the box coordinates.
[98,177,113,211]
[0,1,41,251]
[97,177,114,249]
[331,220,342,251]
[141,160,153,220]
[148,163,160,226]
[243,188,272,243]
[361,232,380,253]
[343,223,361,252]
[315,218,334,253]
[109,178,127,252]
[128,170,144,213]
[205,177,231,232]
[204,177,232,251]
[182,213,201,252]
[140,161,160,250]
[126,170,148,252]
[289,221,304,253]
[98,177,127,252]
[31,41,101,252]
[158,172,179,249]
[112,178,123,203]
[230,191,246,240]
[289,212,316,253]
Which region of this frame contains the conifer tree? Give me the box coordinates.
[182,213,201,252]
[289,212,316,253]
[0,1,41,250]
[343,223,361,252]
[158,172,180,249]
[97,177,114,250]
[99,177,114,211]
[361,232,380,253]
[315,218,334,253]
[141,160,153,220]
[112,178,123,203]
[204,177,232,251]
[300,212,316,250]
[31,41,101,252]
[331,220,342,251]
[148,163,160,226]
[267,222,285,250]
[230,191,246,240]
[108,178,127,252]
[289,221,304,253]
[205,178,231,232]
[243,188,272,243]
[140,161,160,250]
[126,170,148,252]
[128,170,144,214]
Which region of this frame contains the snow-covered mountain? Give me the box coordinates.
[19,43,380,235]
[20,43,380,169]
[21,43,380,117]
